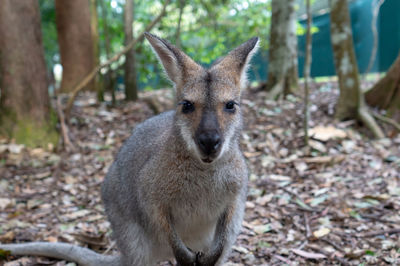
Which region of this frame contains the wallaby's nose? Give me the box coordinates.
[198,132,221,155]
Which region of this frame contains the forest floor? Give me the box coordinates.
[1,83,400,266]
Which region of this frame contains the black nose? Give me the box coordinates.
[198,132,221,155]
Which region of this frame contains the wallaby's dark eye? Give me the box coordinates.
[179,100,195,114]
[225,101,237,113]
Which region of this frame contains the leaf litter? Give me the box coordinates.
[0,84,399,265]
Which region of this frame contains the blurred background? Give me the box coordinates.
[1,1,400,265]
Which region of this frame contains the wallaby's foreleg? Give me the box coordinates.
[161,209,197,266]
[195,206,234,266]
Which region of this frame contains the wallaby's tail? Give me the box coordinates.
[0,242,120,266]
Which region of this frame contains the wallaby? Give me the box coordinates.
[0,33,259,266]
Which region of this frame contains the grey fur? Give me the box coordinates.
[0,34,259,266]
[102,111,248,265]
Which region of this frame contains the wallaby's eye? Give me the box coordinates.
[224,101,237,113]
[179,100,195,114]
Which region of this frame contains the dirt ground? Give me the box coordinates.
[1,84,399,265]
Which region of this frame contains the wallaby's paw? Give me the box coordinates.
[175,248,197,266]
[196,251,220,266]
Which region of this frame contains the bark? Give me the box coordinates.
[330,0,384,138]
[124,0,138,101]
[0,0,58,147]
[90,0,102,93]
[304,0,312,147]
[330,0,361,120]
[266,0,298,98]
[366,52,400,121]
[55,0,94,92]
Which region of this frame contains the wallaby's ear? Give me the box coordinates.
[144,32,201,86]
[212,37,260,89]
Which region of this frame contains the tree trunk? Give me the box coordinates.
[366,51,400,121]
[330,0,384,138]
[304,0,312,147]
[330,0,360,120]
[266,0,298,98]
[124,0,138,101]
[90,0,102,94]
[55,0,94,92]
[175,0,185,49]
[0,0,58,147]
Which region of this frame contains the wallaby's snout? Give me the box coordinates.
[197,131,221,156]
[195,110,222,162]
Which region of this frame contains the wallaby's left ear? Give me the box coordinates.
[144,32,201,87]
[212,37,260,89]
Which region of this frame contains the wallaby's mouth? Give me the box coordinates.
[197,145,222,164]
[201,157,214,163]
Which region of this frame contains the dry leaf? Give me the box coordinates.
[309,126,347,141]
[313,227,331,238]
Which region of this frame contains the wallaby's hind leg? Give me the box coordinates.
[110,220,156,266]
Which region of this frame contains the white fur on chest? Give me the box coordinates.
[172,169,230,251]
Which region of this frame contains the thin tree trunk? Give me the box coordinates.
[124,0,138,101]
[175,0,185,49]
[98,0,114,103]
[90,0,102,93]
[303,0,312,147]
[266,0,298,98]
[366,51,400,120]
[55,0,94,92]
[330,0,384,138]
[0,0,58,147]
[364,0,385,75]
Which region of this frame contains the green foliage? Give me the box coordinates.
[39,0,274,90]
[39,1,59,69]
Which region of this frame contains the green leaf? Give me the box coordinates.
[365,250,375,256]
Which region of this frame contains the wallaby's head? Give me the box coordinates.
[145,33,259,163]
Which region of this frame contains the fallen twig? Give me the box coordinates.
[358,228,400,238]
[304,213,312,239]
[307,244,349,265]
[56,96,75,152]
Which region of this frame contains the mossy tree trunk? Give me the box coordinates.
[330,0,360,120]
[330,0,384,138]
[0,0,58,147]
[124,0,138,101]
[55,0,94,92]
[266,0,298,98]
[366,51,400,121]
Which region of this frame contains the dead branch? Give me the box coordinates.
[56,96,75,152]
[65,0,171,116]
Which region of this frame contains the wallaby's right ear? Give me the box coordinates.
[145,32,201,86]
